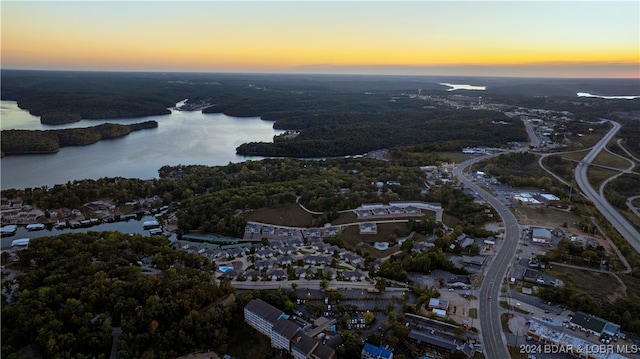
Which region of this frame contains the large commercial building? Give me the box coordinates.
[244,299,339,359]
[570,312,621,338]
[361,343,393,359]
[244,298,288,338]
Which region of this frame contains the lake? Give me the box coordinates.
[1,100,284,190]
[439,83,486,91]
[576,92,640,100]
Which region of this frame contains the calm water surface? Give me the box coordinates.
[576,92,640,100]
[439,83,486,91]
[1,100,284,189]
[0,215,175,248]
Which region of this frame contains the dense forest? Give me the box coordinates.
[1,232,235,358]
[237,109,527,157]
[476,152,567,196]
[1,121,157,156]
[3,70,638,160]
[1,153,494,239]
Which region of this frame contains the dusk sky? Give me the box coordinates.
[2,1,639,78]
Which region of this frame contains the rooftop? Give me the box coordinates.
[245,298,285,325]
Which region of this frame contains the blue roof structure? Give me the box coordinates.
[362,343,393,359]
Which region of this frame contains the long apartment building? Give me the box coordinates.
[244,298,339,359]
[244,298,288,338]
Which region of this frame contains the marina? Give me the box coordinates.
[0,214,176,249]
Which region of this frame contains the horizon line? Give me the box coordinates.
[2,67,638,80]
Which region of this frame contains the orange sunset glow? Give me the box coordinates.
[2,1,639,77]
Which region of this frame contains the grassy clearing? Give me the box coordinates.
[244,203,315,227]
[442,213,460,228]
[341,222,410,258]
[593,150,632,170]
[561,150,590,161]
[331,211,358,225]
[620,274,640,298]
[545,266,625,303]
[573,133,604,148]
[588,167,619,189]
[512,207,582,230]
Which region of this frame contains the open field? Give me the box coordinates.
[442,213,460,228]
[545,266,625,303]
[593,150,633,170]
[573,132,605,148]
[341,222,410,258]
[620,274,640,298]
[511,207,582,231]
[244,203,315,227]
[587,167,619,189]
[559,149,590,161]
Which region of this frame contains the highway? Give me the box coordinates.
[453,154,520,359]
[522,118,541,148]
[574,120,640,254]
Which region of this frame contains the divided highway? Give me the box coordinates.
[453,155,520,359]
[574,120,640,253]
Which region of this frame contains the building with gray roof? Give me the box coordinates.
[244,298,286,338]
[272,319,301,351]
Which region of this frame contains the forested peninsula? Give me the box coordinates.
[0,121,157,156]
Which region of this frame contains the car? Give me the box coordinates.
[430,329,435,335]
[448,288,454,292]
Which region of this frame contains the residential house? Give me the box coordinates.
[343,253,362,266]
[255,248,275,259]
[267,269,287,281]
[245,223,262,234]
[278,228,296,237]
[305,228,322,239]
[324,245,340,255]
[289,238,304,247]
[323,268,337,280]
[295,267,317,279]
[255,260,275,271]
[323,226,341,237]
[310,240,325,251]
[262,226,276,237]
[278,255,295,267]
[244,270,261,281]
[304,255,330,266]
[359,223,377,234]
[413,241,435,253]
[343,270,365,282]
